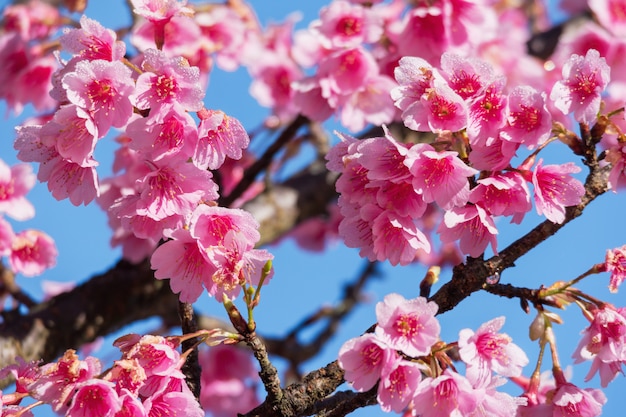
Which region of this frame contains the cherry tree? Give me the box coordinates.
[0,0,625,416]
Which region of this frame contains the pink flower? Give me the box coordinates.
[338,333,398,391]
[409,78,468,133]
[151,228,217,303]
[370,210,431,266]
[9,230,57,277]
[378,359,423,413]
[439,52,495,101]
[39,104,99,167]
[318,47,379,101]
[199,345,260,417]
[40,156,99,206]
[550,49,610,125]
[605,245,626,293]
[336,74,397,132]
[469,172,532,224]
[131,48,204,112]
[572,304,626,387]
[472,375,527,416]
[438,204,498,258]
[411,370,480,417]
[0,159,35,221]
[501,86,552,149]
[390,56,438,130]
[458,316,529,387]
[466,78,508,146]
[62,59,135,136]
[550,382,606,417]
[143,390,203,417]
[67,379,122,417]
[530,159,585,224]
[194,110,250,170]
[605,143,626,191]
[311,0,383,48]
[29,350,101,413]
[131,0,192,23]
[189,205,260,249]
[60,15,126,61]
[133,160,218,221]
[375,293,440,357]
[589,0,626,37]
[405,143,478,210]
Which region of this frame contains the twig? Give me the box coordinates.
[178,301,201,400]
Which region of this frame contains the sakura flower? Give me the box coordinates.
[438,204,498,258]
[501,86,552,149]
[572,304,626,387]
[391,56,438,125]
[67,379,122,417]
[9,230,57,277]
[550,382,606,417]
[530,159,585,224]
[550,49,610,125]
[336,74,397,132]
[439,52,495,101]
[60,15,126,62]
[0,159,35,221]
[405,143,478,210]
[151,228,217,303]
[189,205,260,250]
[203,231,274,300]
[589,0,626,37]
[338,333,398,391]
[377,359,423,413]
[466,78,508,146]
[375,293,440,357]
[134,159,218,221]
[469,172,532,224]
[29,350,101,413]
[407,78,468,133]
[199,345,260,417]
[311,0,383,48]
[318,47,379,102]
[131,48,204,112]
[62,59,135,136]
[143,389,204,417]
[132,0,192,21]
[605,143,626,191]
[194,110,250,170]
[458,316,529,387]
[471,375,527,417]
[370,210,431,266]
[605,245,626,293]
[194,5,248,71]
[411,370,480,417]
[356,132,412,184]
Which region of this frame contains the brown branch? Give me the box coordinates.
[178,301,201,400]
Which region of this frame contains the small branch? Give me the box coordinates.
[178,301,201,400]
[220,115,309,207]
[244,330,284,408]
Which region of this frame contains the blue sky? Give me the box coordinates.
[1,1,626,416]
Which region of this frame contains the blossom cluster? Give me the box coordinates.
[0,334,204,417]
[9,2,273,304]
[0,158,56,279]
[338,293,529,415]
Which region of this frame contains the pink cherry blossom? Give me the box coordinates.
[39,104,98,167]
[3,1,60,40]
[471,375,527,417]
[458,316,529,387]
[438,204,498,258]
[311,0,383,48]
[194,110,250,170]
[550,382,606,417]
[377,359,423,413]
[411,370,480,417]
[370,210,431,266]
[468,133,520,171]
[392,7,448,65]
[589,0,626,37]
[67,379,122,417]
[60,15,126,62]
[62,59,135,136]
[405,143,478,210]
[199,345,260,417]
[133,159,218,221]
[336,74,397,132]
[338,333,398,392]
[143,389,204,417]
[605,143,626,190]
[466,78,508,146]
[130,0,192,23]
[572,304,626,387]
[151,228,217,303]
[408,78,468,133]
[189,205,260,250]
[375,293,440,357]
[0,159,35,221]
[202,231,274,299]
[29,350,102,413]
[318,47,379,102]
[604,245,626,293]
[469,172,532,224]
[9,229,57,277]
[356,133,412,184]
[501,85,552,149]
[391,56,438,129]
[530,159,585,224]
[126,104,197,163]
[550,49,610,125]
[439,52,495,101]
[194,5,248,71]
[131,48,204,112]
